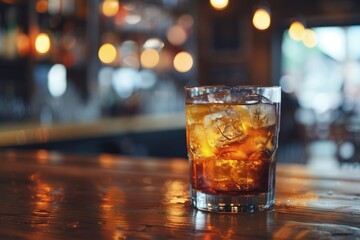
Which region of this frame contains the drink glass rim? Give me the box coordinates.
[185,85,281,103]
[184,85,281,91]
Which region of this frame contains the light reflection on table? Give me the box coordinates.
[0,150,359,239]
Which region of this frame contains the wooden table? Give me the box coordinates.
[1,150,359,239]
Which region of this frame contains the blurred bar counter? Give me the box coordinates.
[0,112,187,158]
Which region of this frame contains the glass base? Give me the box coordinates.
[191,188,274,213]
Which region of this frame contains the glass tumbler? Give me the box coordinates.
[185,85,281,213]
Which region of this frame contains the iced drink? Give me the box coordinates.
[185,86,281,213]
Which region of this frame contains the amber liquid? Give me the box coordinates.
[186,102,279,196]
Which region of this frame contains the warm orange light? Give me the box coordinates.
[17,32,31,56]
[167,25,187,46]
[252,8,271,30]
[210,0,229,10]
[98,43,117,64]
[36,149,49,164]
[178,14,194,29]
[173,51,193,73]
[99,154,115,168]
[140,48,160,68]
[101,0,119,17]
[302,29,317,48]
[35,33,51,54]
[289,21,305,41]
[36,0,48,14]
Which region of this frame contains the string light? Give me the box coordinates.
[289,21,306,41]
[167,25,187,46]
[35,33,51,54]
[98,43,117,64]
[253,7,271,30]
[101,0,119,17]
[140,49,160,69]
[209,0,229,10]
[173,51,193,73]
[36,0,48,13]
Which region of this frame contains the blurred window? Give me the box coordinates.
[281,25,360,115]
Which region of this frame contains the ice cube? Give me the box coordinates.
[247,102,276,129]
[230,159,266,191]
[233,92,273,104]
[203,107,245,148]
[203,158,267,192]
[238,93,261,104]
[231,93,276,129]
[191,93,209,104]
[207,89,232,103]
[188,125,215,160]
[203,159,238,191]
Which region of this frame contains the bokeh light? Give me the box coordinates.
[35,33,51,54]
[101,0,119,17]
[143,38,164,50]
[252,8,271,30]
[122,54,139,68]
[36,149,50,164]
[138,69,157,89]
[178,14,194,29]
[167,25,187,46]
[36,0,48,13]
[289,21,305,41]
[140,49,160,68]
[120,40,139,68]
[280,75,297,94]
[210,0,229,10]
[48,64,67,97]
[173,51,193,73]
[302,29,317,48]
[17,32,31,56]
[112,68,138,98]
[98,43,117,64]
[125,14,141,25]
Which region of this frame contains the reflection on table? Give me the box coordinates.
[0,150,359,239]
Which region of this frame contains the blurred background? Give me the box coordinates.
[0,0,360,168]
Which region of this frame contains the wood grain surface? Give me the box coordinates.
[0,150,359,239]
